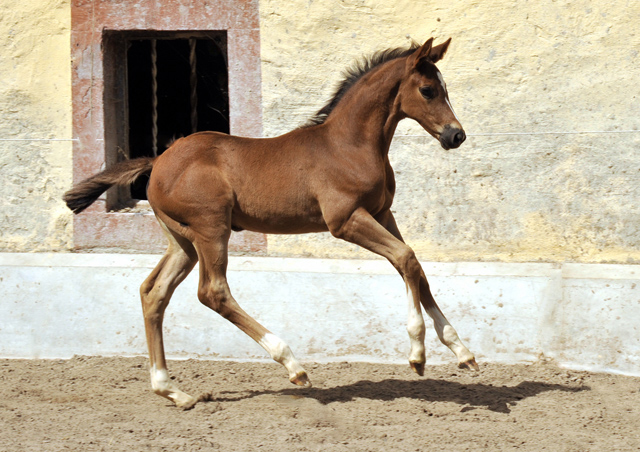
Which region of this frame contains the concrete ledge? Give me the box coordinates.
[1,253,639,376]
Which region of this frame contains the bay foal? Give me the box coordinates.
[65,38,477,408]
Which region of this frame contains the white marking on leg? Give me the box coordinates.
[427,308,474,364]
[150,364,171,393]
[406,286,426,364]
[259,333,309,384]
[149,364,196,408]
[259,333,292,364]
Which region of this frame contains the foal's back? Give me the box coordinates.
[148,130,333,234]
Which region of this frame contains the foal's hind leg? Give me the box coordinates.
[193,221,311,387]
[140,220,198,408]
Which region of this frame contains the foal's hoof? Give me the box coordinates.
[458,358,480,371]
[410,361,425,376]
[175,395,198,410]
[290,370,312,388]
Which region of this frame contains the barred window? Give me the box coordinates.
[71,0,265,252]
[104,31,229,202]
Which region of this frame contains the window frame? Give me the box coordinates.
[71,0,266,252]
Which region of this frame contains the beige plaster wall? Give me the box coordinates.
[259,0,640,263]
[1,0,639,264]
[0,0,73,251]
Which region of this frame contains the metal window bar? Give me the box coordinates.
[189,38,198,134]
[150,39,158,157]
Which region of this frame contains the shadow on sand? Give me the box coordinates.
[200,378,588,414]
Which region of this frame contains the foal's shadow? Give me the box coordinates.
[203,378,588,414]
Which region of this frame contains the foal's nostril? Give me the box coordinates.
[453,131,466,146]
[439,127,466,150]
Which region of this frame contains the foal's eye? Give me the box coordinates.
[420,86,436,100]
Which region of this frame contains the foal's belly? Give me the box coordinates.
[231,209,329,235]
[230,192,329,234]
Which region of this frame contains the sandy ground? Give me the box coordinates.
[1,356,639,451]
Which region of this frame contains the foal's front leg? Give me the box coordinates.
[330,207,476,374]
[378,211,478,371]
[328,208,428,373]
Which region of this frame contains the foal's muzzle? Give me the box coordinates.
[440,126,466,150]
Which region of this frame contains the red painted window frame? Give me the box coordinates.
[70,0,266,253]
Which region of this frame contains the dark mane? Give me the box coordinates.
[302,42,421,127]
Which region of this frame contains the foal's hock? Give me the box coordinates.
[65,38,477,409]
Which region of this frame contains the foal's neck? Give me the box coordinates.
[325,58,405,155]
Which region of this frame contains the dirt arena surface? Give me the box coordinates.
[1,356,639,451]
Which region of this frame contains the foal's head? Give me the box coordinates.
[399,38,466,150]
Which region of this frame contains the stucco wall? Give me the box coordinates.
[1,0,639,264]
[260,0,640,263]
[0,0,73,251]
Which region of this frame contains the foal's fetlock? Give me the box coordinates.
[451,343,479,371]
[409,346,426,376]
[150,367,197,409]
[153,386,197,409]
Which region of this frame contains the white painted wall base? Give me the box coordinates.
[1,253,639,376]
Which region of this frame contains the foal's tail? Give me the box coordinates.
[64,157,156,214]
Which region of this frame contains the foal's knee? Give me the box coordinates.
[197,281,232,315]
[396,246,421,280]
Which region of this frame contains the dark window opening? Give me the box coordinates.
[104,31,229,204]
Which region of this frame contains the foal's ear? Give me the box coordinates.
[412,38,434,64]
[411,38,452,69]
[428,38,452,63]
